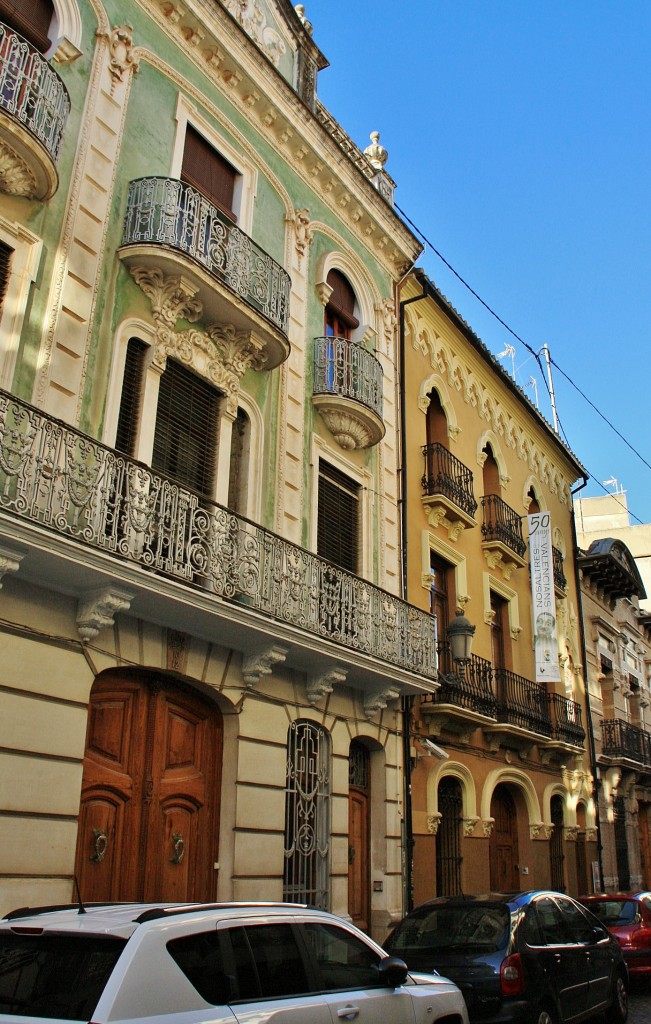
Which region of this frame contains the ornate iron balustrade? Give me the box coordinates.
[0,22,70,161]
[481,494,526,558]
[421,443,477,519]
[121,177,291,335]
[0,390,437,679]
[313,337,383,418]
[549,692,584,745]
[421,642,496,718]
[552,545,567,592]
[494,668,552,736]
[602,718,651,766]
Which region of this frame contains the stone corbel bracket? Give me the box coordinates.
[242,644,288,688]
[77,586,135,642]
[306,667,347,706]
[0,543,27,588]
[364,686,400,720]
[427,813,442,835]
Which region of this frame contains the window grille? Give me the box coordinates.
[115,338,147,457]
[349,740,369,791]
[614,795,631,890]
[436,776,463,896]
[550,795,566,892]
[283,720,330,909]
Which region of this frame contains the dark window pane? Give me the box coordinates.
[535,897,569,944]
[388,904,509,955]
[304,922,382,991]
[232,925,310,1000]
[556,898,595,943]
[0,934,125,1019]
[115,338,147,456]
[317,462,359,573]
[167,930,232,1005]
[152,359,218,496]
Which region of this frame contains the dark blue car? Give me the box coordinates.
[384,890,628,1024]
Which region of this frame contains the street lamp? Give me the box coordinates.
[446,609,475,670]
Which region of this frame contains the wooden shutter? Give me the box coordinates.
[317,461,359,573]
[181,126,237,222]
[115,338,147,457]
[0,0,53,52]
[325,270,359,330]
[152,359,218,497]
[0,240,12,313]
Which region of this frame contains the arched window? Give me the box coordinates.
[527,487,540,514]
[482,443,501,496]
[426,389,447,447]
[0,0,53,52]
[283,720,330,909]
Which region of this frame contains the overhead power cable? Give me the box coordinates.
[396,201,649,525]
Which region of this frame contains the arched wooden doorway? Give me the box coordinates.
[74,671,222,903]
[348,740,370,932]
[489,785,519,891]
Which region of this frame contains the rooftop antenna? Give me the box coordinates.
[540,343,559,433]
[497,343,516,380]
[527,376,539,409]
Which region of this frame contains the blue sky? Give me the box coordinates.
[312,1,651,524]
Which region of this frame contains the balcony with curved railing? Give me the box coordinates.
[481,494,526,571]
[421,442,477,537]
[312,336,385,450]
[0,22,70,199]
[119,177,291,369]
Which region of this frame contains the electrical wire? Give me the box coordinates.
[395,201,649,526]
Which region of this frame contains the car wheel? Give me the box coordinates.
[605,970,628,1024]
[535,1009,556,1024]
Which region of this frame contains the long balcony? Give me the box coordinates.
[0,390,437,700]
[601,718,651,771]
[481,494,526,573]
[119,177,291,369]
[312,336,385,450]
[421,442,477,538]
[0,23,70,199]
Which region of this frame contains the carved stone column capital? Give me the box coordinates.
[427,813,442,835]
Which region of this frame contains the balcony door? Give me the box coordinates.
[74,671,222,903]
[489,785,519,891]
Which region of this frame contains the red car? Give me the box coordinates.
[579,893,651,980]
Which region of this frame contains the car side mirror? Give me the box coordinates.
[378,956,409,988]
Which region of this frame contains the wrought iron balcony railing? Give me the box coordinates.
[601,718,651,766]
[549,692,584,745]
[421,642,496,718]
[121,177,291,335]
[421,443,477,520]
[0,390,437,680]
[0,22,70,161]
[494,667,552,736]
[313,337,383,418]
[481,494,526,559]
[552,545,567,592]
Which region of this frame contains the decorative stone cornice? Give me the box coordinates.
[306,666,347,706]
[130,268,202,328]
[0,140,38,198]
[221,0,287,66]
[364,686,400,719]
[242,644,288,687]
[76,586,134,641]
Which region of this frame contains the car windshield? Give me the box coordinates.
[586,901,637,927]
[389,904,510,954]
[0,932,127,1019]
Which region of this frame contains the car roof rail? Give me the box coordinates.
[133,901,310,924]
[4,902,133,921]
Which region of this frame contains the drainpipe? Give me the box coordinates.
[397,270,428,915]
[571,474,605,892]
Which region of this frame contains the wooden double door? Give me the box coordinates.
[75,672,221,903]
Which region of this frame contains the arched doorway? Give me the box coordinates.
[74,670,222,903]
[549,795,566,892]
[348,740,370,931]
[575,802,589,895]
[489,785,519,891]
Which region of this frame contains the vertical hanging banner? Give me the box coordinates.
[528,512,561,683]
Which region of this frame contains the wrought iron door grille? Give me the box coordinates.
[283,721,330,909]
[349,741,369,791]
[436,777,463,896]
[550,796,565,892]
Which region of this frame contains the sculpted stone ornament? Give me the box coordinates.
[364,132,388,172]
[463,817,480,837]
[76,586,134,642]
[0,543,25,588]
[293,208,313,261]
[295,4,313,34]
[364,686,400,719]
[98,25,140,85]
[242,644,288,688]
[306,667,347,706]
[0,141,38,197]
[130,268,202,328]
[221,1,287,65]
[481,818,495,838]
[427,814,442,835]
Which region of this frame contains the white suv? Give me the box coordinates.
[0,901,469,1024]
